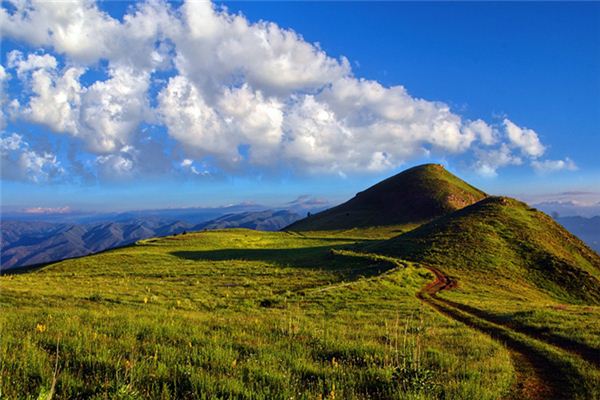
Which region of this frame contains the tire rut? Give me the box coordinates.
[417,266,575,400]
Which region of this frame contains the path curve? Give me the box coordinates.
[417,265,567,400]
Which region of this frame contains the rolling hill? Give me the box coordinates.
[286,164,486,231]
[1,165,599,399]
[369,196,600,303]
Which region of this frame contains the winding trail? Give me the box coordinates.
[327,250,596,399]
[416,266,573,400]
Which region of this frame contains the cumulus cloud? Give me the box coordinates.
[95,145,137,180]
[179,158,208,176]
[176,1,350,96]
[1,0,120,64]
[79,67,150,153]
[473,144,522,177]
[0,0,568,180]
[531,158,577,173]
[0,133,64,182]
[504,118,545,158]
[158,75,234,162]
[11,50,150,154]
[0,64,9,129]
[7,51,58,79]
[18,54,84,135]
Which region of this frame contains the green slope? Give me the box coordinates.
[286,164,486,231]
[370,196,600,304]
[0,229,517,399]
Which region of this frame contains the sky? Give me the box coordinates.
[1,1,599,213]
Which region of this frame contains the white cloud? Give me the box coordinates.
[0,0,566,179]
[218,84,283,163]
[179,158,208,176]
[95,145,137,180]
[0,64,10,129]
[465,119,497,146]
[23,206,71,214]
[176,1,350,96]
[7,50,57,78]
[13,55,150,154]
[0,133,63,182]
[23,62,84,135]
[282,95,352,172]
[532,158,577,173]
[157,75,235,162]
[1,0,120,64]
[474,144,522,177]
[504,118,545,158]
[79,66,150,153]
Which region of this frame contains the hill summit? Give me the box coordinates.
[371,196,600,303]
[286,163,486,231]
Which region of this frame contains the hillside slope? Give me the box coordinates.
[371,196,600,304]
[286,164,486,231]
[0,229,521,399]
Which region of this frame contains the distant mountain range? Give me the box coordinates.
[556,216,600,253]
[2,186,598,272]
[1,209,302,271]
[535,201,600,218]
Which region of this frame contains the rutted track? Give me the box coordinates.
[328,250,597,399]
[417,266,581,400]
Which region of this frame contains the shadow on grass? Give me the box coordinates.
[171,244,395,280]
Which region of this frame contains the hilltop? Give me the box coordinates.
[371,196,600,304]
[286,164,486,231]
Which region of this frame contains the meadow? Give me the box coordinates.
[1,226,598,399]
[1,229,514,399]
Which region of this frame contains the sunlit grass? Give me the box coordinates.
[0,229,513,399]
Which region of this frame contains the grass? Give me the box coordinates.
[286,164,486,231]
[2,194,598,399]
[370,196,600,398]
[0,229,514,399]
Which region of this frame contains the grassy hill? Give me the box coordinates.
[286,164,486,231]
[370,196,600,304]
[368,196,600,399]
[1,166,599,399]
[0,229,518,399]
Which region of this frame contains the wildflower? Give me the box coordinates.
[35,323,46,333]
[143,297,148,304]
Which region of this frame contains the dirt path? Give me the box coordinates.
[417,266,570,400]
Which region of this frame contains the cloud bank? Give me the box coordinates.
[0,0,573,182]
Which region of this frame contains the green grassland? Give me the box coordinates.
[1,229,515,399]
[1,196,599,399]
[371,196,600,399]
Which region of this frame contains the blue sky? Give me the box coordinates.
[1,1,599,212]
